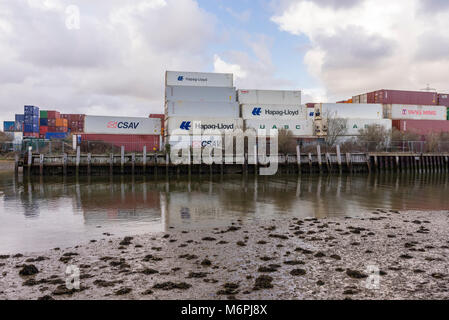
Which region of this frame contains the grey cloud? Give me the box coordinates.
[272,0,362,11]
[415,32,449,61]
[419,0,449,12]
[315,27,394,69]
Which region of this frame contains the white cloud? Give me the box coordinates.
[0,0,216,129]
[213,55,247,80]
[271,0,449,100]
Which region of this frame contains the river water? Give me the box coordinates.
[0,172,448,253]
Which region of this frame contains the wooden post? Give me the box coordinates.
[76,146,80,176]
[154,154,158,178]
[373,155,378,172]
[49,141,52,155]
[445,156,449,172]
[336,145,342,174]
[142,146,147,174]
[63,153,67,176]
[39,154,44,176]
[188,150,192,179]
[27,147,32,176]
[110,153,114,176]
[166,153,169,177]
[366,154,371,173]
[132,153,135,176]
[317,145,322,174]
[254,145,258,176]
[296,145,301,175]
[120,146,125,174]
[325,153,331,173]
[87,153,92,176]
[395,156,400,173]
[308,153,313,173]
[14,153,19,176]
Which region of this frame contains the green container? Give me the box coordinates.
[40,110,48,118]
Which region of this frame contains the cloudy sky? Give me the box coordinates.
[1,0,449,129]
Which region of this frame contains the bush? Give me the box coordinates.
[357,125,391,151]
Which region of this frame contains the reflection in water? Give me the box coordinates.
[0,172,448,253]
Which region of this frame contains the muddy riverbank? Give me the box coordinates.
[0,210,448,300]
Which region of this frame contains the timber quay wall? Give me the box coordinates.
[16,146,449,176]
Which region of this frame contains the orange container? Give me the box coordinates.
[55,118,68,127]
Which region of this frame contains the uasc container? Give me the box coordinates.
[338,119,392,136]
[165,101,239,118]
[166,71,233,88]
[244,119,314,137]
[84,116,161,135]
[238,89,301,105]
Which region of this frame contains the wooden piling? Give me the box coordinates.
[317,145,322,174]
[132,153,136,175]
[296,145,301,174]
[39,154,44,176]
[142,146,147,174]
[76,146,80,176]
[336,145,342,174]
[325,153,331,173]
[63,153,67,176]
[346,153,352,174]
[308,153,313,173]
[110,153,114,176]
[87,153,92,176]
[166,153,169,177]
[14,153,19,176]
[395,156,400,172]
[27,147,32,176]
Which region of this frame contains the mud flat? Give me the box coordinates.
[0,210,448,300]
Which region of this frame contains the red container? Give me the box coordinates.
[47,111,61,119]
[392,120,449,136]
[373,90,437,105]
[70,114,85,121]
[80,134,160,152]
[367,91,376,103]
[438,93,449,107]
[39,126,48,134]
[23,132,39,138]
[47,119,56,126]
[305,103,315,108]
[47,126,56,132]
[55,126,68,133]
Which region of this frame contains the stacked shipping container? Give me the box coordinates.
[165,71,239,149]
[23,105,39,138]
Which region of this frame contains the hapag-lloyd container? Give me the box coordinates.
[80,134,161,152]
[165,117,243,135]
[392,120,449,135]
[373,89,437,105]
[315,103,383,120]
[84,116,161,135]
[165,86,236,102]
[165,101,239,118]
[238,90,301,105]
[383,104,447,120]
[244,119,314,137]
[166,71,233,88]
[338,119,392,136]
[241,104,307,120]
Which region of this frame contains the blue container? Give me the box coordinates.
[24,124,39,133]
[24,105,39,116]
[15,114,25,123]
[40,118,48,126]
[14,121,23,131]
[24,114,39,124]
[3,121,15,131]
[45,132,67,140]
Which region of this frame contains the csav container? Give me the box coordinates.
[241,104,307,120]
[165,117,243,135]
[80,134,161,152]
[392,120,449,136]
[165,101,239,118]
[373,90,437,105]
[314,103,383,120]
[383,104,447,120]
[238,89,301,105]
[244,119,314,137]
[165,86,236,102]
[84,116,161,135]
[166,71,233,88]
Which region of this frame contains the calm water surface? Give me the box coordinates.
[1,172,448,253]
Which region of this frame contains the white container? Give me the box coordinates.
[165,86,236,102]
[316,103,383,120]
[336,119,392,136]
[241,104,307,120]
[383,104,447,120]
[84,116,161,135]
[244,119,314,137]
[166,117,243,135]
[238,89,301,105]
[352,95,360,103]
[166,71,233,88]
[165,101,239,118]
[167,135,223,149]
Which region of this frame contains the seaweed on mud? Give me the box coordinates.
[19,264,39,276]
[253,275,273,290]
[153,282,191,290]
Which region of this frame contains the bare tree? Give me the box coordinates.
[357,124,391,151]
[323,110,348,147]
[277,129,297,154]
